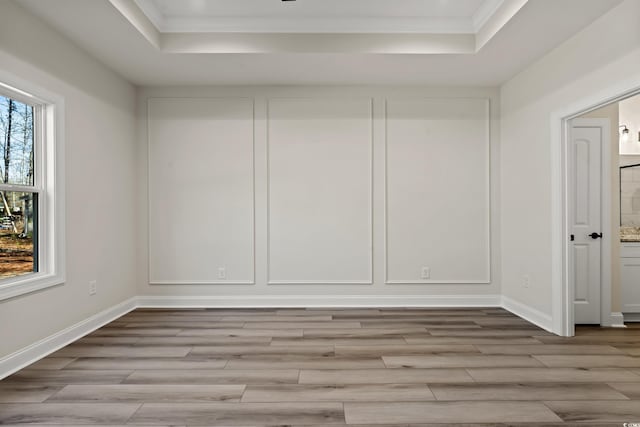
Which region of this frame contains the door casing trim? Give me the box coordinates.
[552,78,640,336]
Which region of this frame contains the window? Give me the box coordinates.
[0,77,64,300]
[0,95,38,279]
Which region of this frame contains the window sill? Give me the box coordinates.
[0,272,64,301]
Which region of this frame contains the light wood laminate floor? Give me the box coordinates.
[1,307,640,426]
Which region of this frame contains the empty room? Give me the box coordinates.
[1,0,640,425]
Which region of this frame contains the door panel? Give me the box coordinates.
[573,244,590,302]
[574,139,591,226]
[569,122,603,325]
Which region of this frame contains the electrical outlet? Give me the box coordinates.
[522,275,530,289]
[421,267,431,280]
[217,267,226,280]
[89,280,97,296]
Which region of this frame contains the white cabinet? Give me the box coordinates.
[621,243,640,314]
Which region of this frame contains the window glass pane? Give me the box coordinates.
[0,95,35,186]
[0,191,37,279]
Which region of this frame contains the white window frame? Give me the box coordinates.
[0,72,65,301]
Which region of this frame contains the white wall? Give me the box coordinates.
[137,87,500,305]
[148,98,255,284]
[267,98,373,284]
[620,95,640,155]
[500,0,640,320]
[0,1,137,357]
[386,98,490,284]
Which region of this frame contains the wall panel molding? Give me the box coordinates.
[147,97,256,284]
[142,90,498,290]
[266,97,374,284]
[384,97,491,284]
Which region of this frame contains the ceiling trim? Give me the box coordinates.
[475,0,528,50]
[109,0,528,55]
[472,0,505,31]
[110,0,161,48]
[158,16,477,35]
[131,0,164,31]
[161,32,476,54]
[131,0,520,35]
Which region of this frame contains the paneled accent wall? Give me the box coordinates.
[148,98,255,284]
[142,88,498,300]
[267,98,373,284]
[385,98,490,283]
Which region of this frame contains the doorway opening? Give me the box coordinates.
[558,87,640,336]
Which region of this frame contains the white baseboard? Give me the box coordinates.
[604,312,626,328]
[136,294,502,308]
[1,292,542,380]
[0,297,137,380]
[501,295,554,333]
[623,312,640,322]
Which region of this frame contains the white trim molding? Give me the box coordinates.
[267,281,374,285]
[112,0,529,54]
[0,70,66,302]
[382,97,493,285]
[146,97,257,285]
[265,97,375,286]
[137,294,502,308]
[605,312,626,328]
[623,313,640,323]
[385,280,491,285]
[0,297,137,380]
[501,295,554,333]
[383,97,492,285]
[551,80,640,336]
[150,281,256,286]
[2,293,571,380]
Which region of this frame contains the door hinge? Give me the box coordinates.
[570,234,575,241]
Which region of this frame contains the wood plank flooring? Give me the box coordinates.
[1,307,640,426]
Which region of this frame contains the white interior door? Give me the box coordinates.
[569,118,606,325]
